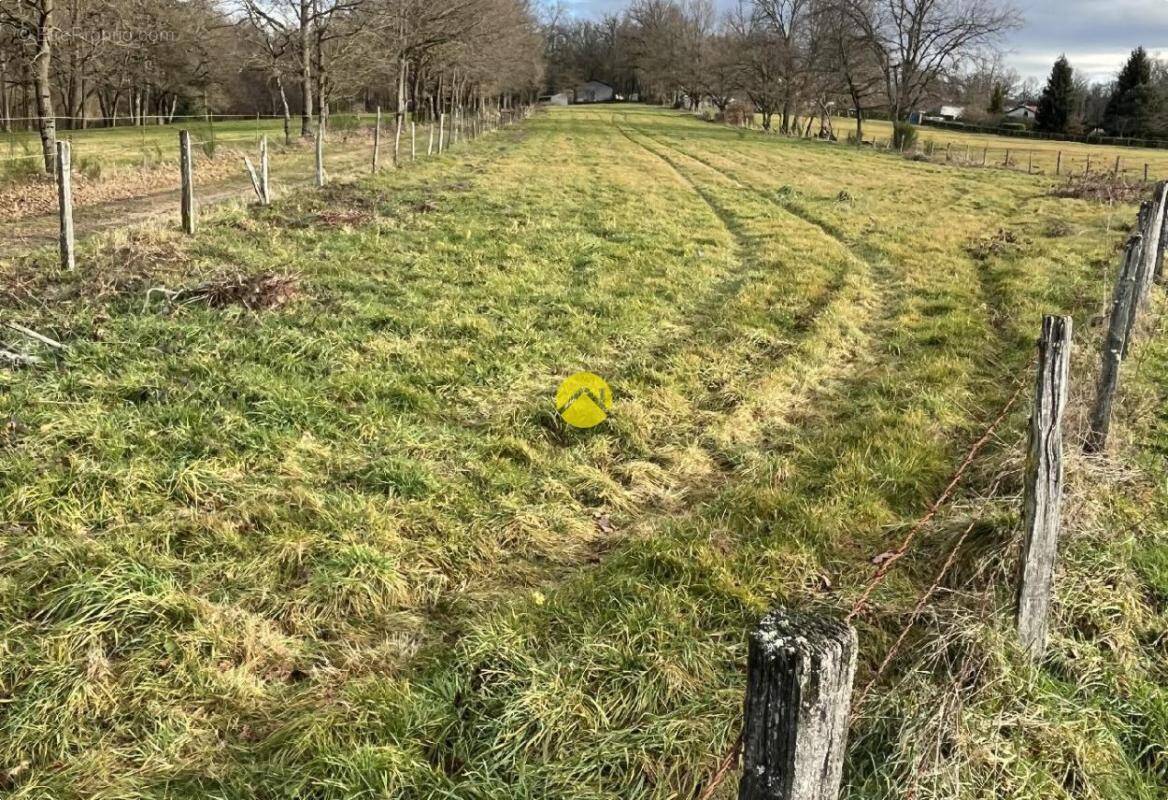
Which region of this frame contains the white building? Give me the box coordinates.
[1004,103,1038,121]
[574,81,614,104]
[545,92,571,106]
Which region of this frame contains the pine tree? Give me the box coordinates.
[1104,47,1159,137]
[988,83,1005,115]
[1036,56,1074,133]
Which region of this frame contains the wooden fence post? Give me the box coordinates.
[1055,150,1061,176]
[372,106,381,173]
[739,610,857,800]
[259,136,270,205]
[1086,230,1145,453]
[411,121,416,161]
[1136,183,1168,306]
[428,122,435,156]
[1016,315,1072,658]
[1028,151,1033,174]
[56,140,75,271]
[179,129,195,235]
[982,146,988,166]
[315,123,326,187]
[394,112,403,166]
[1004,148,1010,167]
[438,113,446,152]
[1156,200,1168,284]
[1085,154,1092,175]
[243,155,262,201]
[1145,163,1150,182]
[1115,155,1122,176]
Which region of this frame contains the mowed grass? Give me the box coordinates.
[765,112,1168,180]
[0,105,1166,799]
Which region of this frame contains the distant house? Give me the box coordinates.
[543,92,571,106]
[574,81,614,104]
[1005,103,1038,121]
[910,104,965,124]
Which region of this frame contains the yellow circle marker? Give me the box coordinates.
[555,372,612,429]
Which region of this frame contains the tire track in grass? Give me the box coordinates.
[614,118,882,463]
[647,125,1022,366]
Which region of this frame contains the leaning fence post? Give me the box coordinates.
[56,140,75,271]
[259,136,270,205]
[1086,231,1145,453]
[372,106,381,173]
[1156,200,1168,284]
[1016,315,1072,658]
[739,609,857,800]
[1055,150,1061,176]
[179,130,195,235]
[1137,182,1168,305]
[243,155,262,201]
[315,123,326,187]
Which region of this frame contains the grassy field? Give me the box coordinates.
[1,105,1166,799]
[820,114,1168,180]
[0,114,391,181]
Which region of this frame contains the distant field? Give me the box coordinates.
[740,111,1168,181]
[0,105,1166,799]
[0,114,383,178]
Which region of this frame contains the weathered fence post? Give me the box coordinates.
[411,121,416,160]
[243,155,263,201]
[1156,201,1168,284]
[1136,182,1168,305]
[428,122,435,156]
[372,106,381,173]
[259,136,270,205]
[438,113,446,153]
[1016,315,1072,658]
[1055,150,1062,176]
[315,123,326,187]
[1086,154,1092,175]
[1086,230,1145,453]
[394,112,403,166]
[179,129,196,235]
[1115,155,1122,176]
[1028,151,1033,174]
[1004,148,1010,167]
[56,140,75,271]
[982,146,988,166]
[739,610,857,800]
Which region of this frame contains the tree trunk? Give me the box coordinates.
[299,0,313,137]
[32,0,56,175]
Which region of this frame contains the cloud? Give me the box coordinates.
[1006,0,1168,81]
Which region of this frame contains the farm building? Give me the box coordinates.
[1005,103,1038,121]
[544,92,571,106]
[574,81,614,103]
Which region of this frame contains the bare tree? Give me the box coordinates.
[842,0,1020,145]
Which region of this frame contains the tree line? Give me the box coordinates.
[0,0,545,174]
[1034,48,1168,141]
[543,0,1022,145]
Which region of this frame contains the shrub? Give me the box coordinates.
[892,121,917,151]
[723,100,753,127]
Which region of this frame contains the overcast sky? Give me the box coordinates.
[1006,0,1168,83]
[560,0,1168,85]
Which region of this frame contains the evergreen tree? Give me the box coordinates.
[1104,47,1159,137]
[1036,55,1074,133]
[988,82,1005,115]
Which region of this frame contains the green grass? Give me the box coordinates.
[0,105,1166,798]
[743,111,1168,181]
